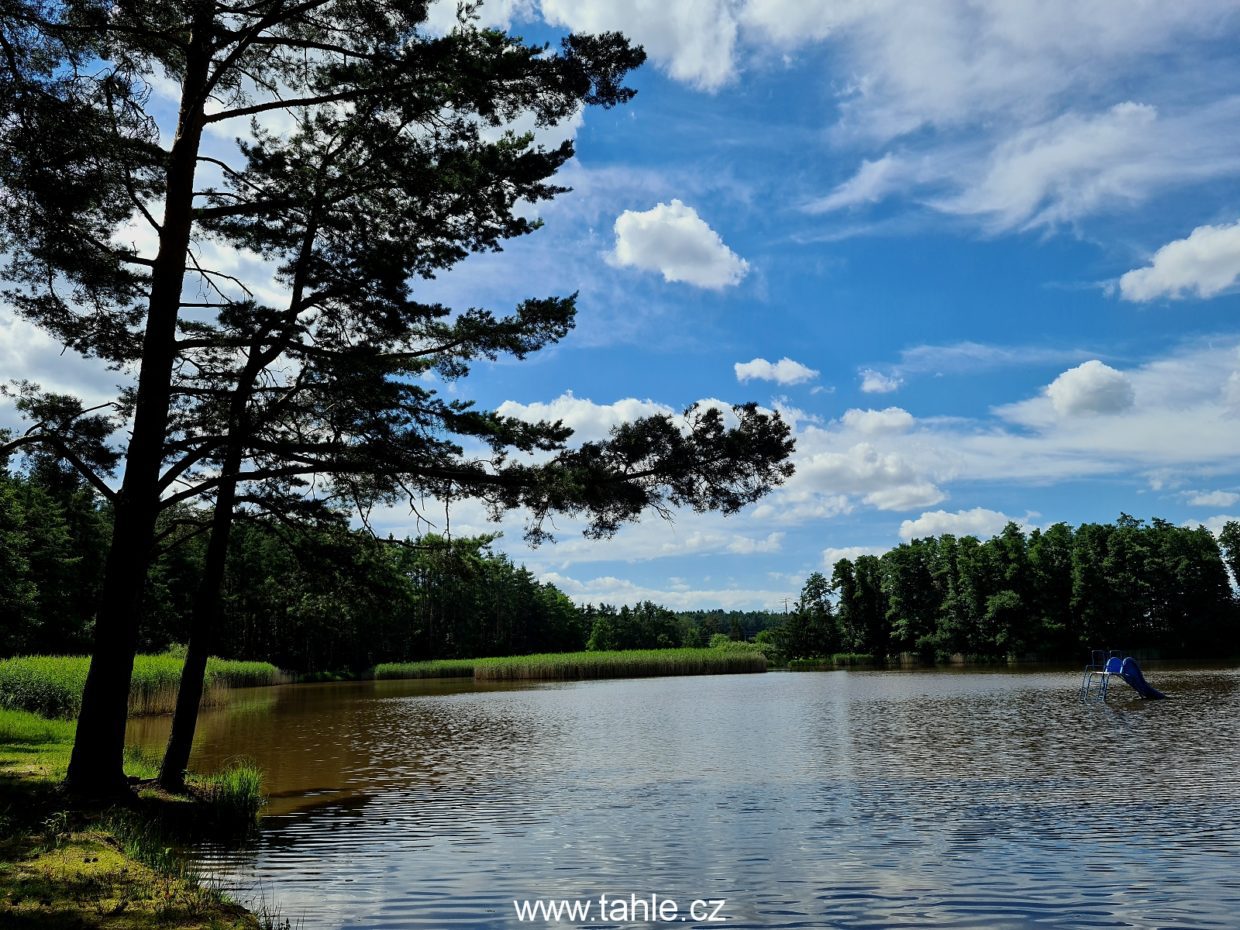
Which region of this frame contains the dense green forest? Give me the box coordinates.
[776,518,1240,662]
[0,467,779,671]
[7,466,1239,669]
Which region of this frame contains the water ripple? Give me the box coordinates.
[126,666,1240,929]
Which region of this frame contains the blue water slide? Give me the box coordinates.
[1120,656,1167,700]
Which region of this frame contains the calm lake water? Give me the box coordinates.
[127,667,1240,929]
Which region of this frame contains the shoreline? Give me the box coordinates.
[0,708,267,929]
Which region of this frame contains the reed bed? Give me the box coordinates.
[473,648,767,681]
[0,654,286,719]
[191,759,266,833]
[373,659,478,679]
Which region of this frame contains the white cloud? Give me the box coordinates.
[892,341,1094,376]
[1190,514,1240,536]
[1045,360,1135,416]
[1119,221,1240,301]
[425,0,536,32]
[496,391,674,443]
[746,2,1240,233]
[789,442,945,513]
[743,1,1227,140]
[859,368,902,393]
[934,102,1166,230]
[807,153,907,213]
[839,407,914,435]
[539,571,789,611]
[610,199,749,289]
[863,482,946,511]
[727,531,785,554]
[822,545,890,572]
[0,310,127,416]
[899,507,1026,541]
[734,357,819,385]
[539,0,739,91]
[1185,490,1240,508]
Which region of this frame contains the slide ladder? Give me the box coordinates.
[1080,649,1167,701]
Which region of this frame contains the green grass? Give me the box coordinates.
[0,708,264,928]
[0,706,76,745]
[0,653,286,719]
[374,659,478,679]
[191,760,265,833]
[473,648,767,680]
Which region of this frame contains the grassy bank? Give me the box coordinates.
[0,707,270,928]
[0,654,286,719]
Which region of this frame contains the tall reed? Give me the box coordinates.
[0,653,286,719]
[473,648,767,681]
[373,659,477,679]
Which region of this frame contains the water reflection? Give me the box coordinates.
[128,667,1240,928]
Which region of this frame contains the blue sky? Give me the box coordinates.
[7,1,1240,611]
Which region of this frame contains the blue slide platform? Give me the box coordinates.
[1119,656,1167,700]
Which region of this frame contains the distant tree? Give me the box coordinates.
[1028,523,1075,655]
[776,571,837,659]
[1218,521,1240,589]
[881,540,938,658]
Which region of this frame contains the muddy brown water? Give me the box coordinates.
[127,666,1240,929]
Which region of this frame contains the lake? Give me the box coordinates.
[127,666,1240,929]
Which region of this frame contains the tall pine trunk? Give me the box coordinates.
[158,469,239,792]
[158,409,248,792]
[65,11,212,797]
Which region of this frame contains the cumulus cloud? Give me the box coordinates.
[1188,514,1240,536]
[1119,221,1240,301]
[539,0,739,91]
[839,407,915,434]
[496,391,673,443]
[538,571,787,611]
[822,545,890,571]
[728,531,785,554]
[859,368,902,393]
[734,357,819,385]
[1185,490,1240,508]
[790,442,945,512]
[1045,360,1135,416]
[899,507,1027,541]
[610,199,749,289]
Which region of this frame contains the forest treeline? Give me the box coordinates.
[7,467,1238,669]
[776,517,1240,662]
[0,467,777,671]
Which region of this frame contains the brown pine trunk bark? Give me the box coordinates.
[158,470,238,792]
[158,422,246,791]
[64,8,214,798]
